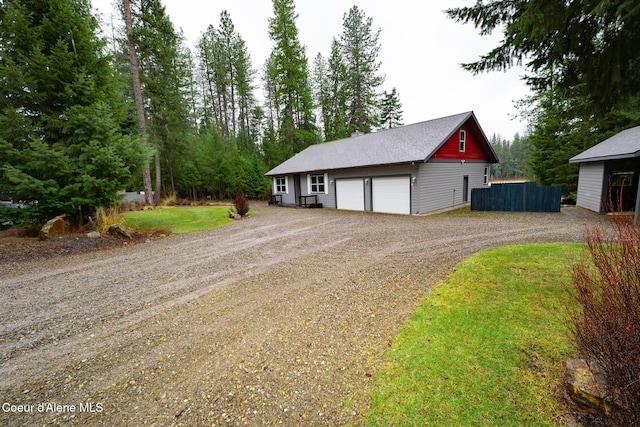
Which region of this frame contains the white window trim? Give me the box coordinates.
[459,129,466,152]
[274,176,288,194]
[483,166,489,185]
[307,173,328,194]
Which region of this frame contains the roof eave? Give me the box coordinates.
[570,150,640,163]
[265,160,421,176]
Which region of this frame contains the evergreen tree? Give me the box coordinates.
[197,11,257,150]
[194,11,265,198]
[489,133,532,179]
[325,38,350,141]
[447,1,640,194]
[267,0,318,160]
[446,1,640,117]
[311,53,330,140]
[129,0,194,201]
[122,0,154,205]
[340,6,384,134]
[527,90,601,194]
[510,133,532,178]
[0,0,150,221]
[378,87,403,129]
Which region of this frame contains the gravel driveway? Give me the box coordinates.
[0,203,601,426]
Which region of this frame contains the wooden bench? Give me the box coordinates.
[299,195,323,208]
[268,194,282,205]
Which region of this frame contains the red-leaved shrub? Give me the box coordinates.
[234,196,249,217]
[569,210,640,426]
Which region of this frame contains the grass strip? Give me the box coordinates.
[122,206,236,234]
[367,243,582,426]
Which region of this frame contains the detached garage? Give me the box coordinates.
[266,111,498,215]
[569,125,640,221]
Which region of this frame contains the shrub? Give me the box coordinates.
[95,206,124,234]
[162,190,178,206]
[234,196,249,217]
[569,212,640,426]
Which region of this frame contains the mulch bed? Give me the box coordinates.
[0,227,164,263]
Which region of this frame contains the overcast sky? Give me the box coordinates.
[93,0,531,139]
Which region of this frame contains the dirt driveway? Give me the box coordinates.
[0,204,600,426]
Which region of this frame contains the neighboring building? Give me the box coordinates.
[265,111,498,215]
[569,126,640,213]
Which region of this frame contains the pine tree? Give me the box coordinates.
[123,0,154,205]
[448,1,640,196]
[0,0,150,221]
[197,11,257,149]
[311,53,330,140]
[128,0,194,202]
[446,1,640,118]
[267,0,318,159]
[340,6,384,134]
[378,87,403,129]
[325,38,350,141]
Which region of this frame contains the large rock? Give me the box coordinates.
[566,359,614,414]
[108,223,132,240]
[39,214,69,240]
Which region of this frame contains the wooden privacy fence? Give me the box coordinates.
[471,182,562,212]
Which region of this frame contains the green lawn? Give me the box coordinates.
[122,206,237,234]
[366,243,582,426]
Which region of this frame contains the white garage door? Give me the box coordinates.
[336,178,365,211]
[372,176,411,214]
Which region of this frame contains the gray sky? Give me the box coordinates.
[94,0,531,139]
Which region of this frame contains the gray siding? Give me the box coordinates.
[576,162,605,212]
[270,176,296,205]
[272,165,418,212]
[274,161,492,214]
[417,160,490,213]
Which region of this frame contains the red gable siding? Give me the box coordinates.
[430,123,489,161]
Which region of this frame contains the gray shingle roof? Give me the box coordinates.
[266,111,484,176]
[570,125,640,163]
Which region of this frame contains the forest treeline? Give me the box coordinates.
[1,0,638,222]
[0,0,407,221]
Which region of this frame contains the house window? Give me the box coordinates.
[275,177,287,193]
[483,166,489,184]
[459,129,466,152]
[310,174,325,193]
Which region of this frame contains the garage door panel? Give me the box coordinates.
[336,179,365,211]
[373,176,410,214]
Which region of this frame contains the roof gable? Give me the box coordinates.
[570,125,640,163]
[266,112,497,176]
[432,122,495,161]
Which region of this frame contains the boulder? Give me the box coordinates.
[566,359,614,414]
[228,211,241,220]
[39,214,69,240]
[108,223,132,240]
[86,231,101,239]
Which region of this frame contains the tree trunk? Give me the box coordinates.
[154,146,161,204]
[123,0,154,206]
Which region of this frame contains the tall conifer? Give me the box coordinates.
[266,0,317,160]
[340,6,384,134]
[0,0,149,220]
